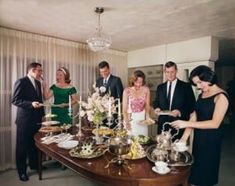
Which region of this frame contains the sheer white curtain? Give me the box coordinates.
[0,27,127,171]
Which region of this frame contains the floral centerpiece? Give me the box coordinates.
[80,84,116,127]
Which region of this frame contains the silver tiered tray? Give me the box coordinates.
[146,144,194,167]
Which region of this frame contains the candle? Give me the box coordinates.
[69,95,72,111]
[79,95,82,110]
[118,98,121,117]
[128,97,132,114]
[108,98,112,117]
[78,95,82,126]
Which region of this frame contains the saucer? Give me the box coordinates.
[173,146,188,152]
[152,166,171,175]
[58,140,78,149]
[41,120,60,126]
[158,111,171,116]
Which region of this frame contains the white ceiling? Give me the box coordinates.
[1,0,235,52]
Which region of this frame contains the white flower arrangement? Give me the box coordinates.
[80,84,116,125]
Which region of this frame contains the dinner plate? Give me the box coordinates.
[44,113,58,118]
[58,140,78,150]
[173,146,189,152]
[41,120,60,126]
[139,119,155,125]
[158,111,172,116]
[152,166,171,174]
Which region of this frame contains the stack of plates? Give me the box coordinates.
[58,140,78,149]
[41,121,60,126]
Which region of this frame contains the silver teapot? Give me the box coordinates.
[156,122,174,150]
[151,148,168,161]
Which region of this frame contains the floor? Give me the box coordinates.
[0,124,234,186]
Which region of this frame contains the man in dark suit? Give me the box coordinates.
[12,62,44,181]
[96,61,123,101]
[96,61,123,128]
[153,61,195,141]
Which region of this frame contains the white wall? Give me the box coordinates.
[128,45,166,67]
[128,36,218,66]
[128,36,219,81]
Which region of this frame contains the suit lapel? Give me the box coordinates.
[26,76,37,93]
[163,82,168,102]
[107,75,113,88]
[26,77,42,100]
[171,79,180,108]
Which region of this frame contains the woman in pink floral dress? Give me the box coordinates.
[122,70,152,136]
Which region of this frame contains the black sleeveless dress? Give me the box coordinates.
[189,92,228,186]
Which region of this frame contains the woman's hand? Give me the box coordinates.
[171,120,188,130]
[58,103,68,108]
[124,121,131,130]
[145,117,155,124]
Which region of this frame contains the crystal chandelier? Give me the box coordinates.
[86,7,112,52]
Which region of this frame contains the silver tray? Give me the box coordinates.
[146,144,193,167]
[69,146,105,159]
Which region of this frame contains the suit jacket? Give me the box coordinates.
[96,74,124,101]
[12,76,44,126]
[153,79,195,120]
[153,79,195,138]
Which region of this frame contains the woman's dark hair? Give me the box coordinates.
[129,70,146,86]
[189,65,217,86]
[57,67,71,84]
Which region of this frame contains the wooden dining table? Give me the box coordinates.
[34,129,191,186]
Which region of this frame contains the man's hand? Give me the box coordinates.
[170,109,181,117]
[154,108,161,114]
[32,101,42,108]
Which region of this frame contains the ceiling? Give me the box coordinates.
[1,0,235,52]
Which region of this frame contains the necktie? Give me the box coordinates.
[167,82,172,109]
[35,80,40,96]
[104,79,107,86]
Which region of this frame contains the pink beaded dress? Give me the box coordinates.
[124,86,149,136]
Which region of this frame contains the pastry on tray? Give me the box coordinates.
[139,118,155,125]
[92,127,113,136]
[39,126,62,133]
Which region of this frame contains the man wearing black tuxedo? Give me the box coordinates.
[12,62,44,181]
[153,61,195,141]
[96,61,123,101]
[96,61,123,128]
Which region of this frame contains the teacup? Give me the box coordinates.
[174,141,187,151]
[155,161,168,172]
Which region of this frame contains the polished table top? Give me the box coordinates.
[34,130,191,186]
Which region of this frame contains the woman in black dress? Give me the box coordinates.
[171,65,229,186]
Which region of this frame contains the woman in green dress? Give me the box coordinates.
[43,67,77,125]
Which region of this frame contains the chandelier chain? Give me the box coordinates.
[86,7,112,52]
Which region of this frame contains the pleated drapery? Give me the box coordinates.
[0,27,128,170]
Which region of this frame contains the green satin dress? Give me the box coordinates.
[50,84,77,125]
